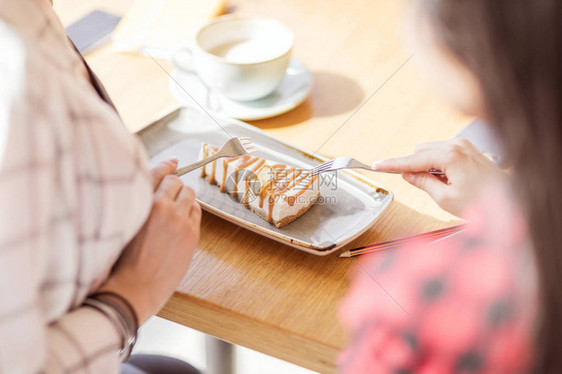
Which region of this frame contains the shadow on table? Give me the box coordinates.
[250,71,364,129]
[173,201,459,349]
[195,200,459,282]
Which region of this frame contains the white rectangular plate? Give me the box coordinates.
[138,107,393,256]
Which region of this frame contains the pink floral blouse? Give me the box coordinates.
[339,185,538,373]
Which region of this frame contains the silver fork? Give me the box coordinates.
[173,137,256,177]
[310,157,445,176]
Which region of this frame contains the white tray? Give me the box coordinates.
[138,107,393,256]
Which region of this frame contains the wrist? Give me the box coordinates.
[90,291,139,330]
[83,292,138,362]
[98,276,155,324]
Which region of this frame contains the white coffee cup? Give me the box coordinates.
[171,15,294,102]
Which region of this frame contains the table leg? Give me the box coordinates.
[205,335,235,374]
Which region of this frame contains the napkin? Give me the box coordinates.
[112,0,227,58]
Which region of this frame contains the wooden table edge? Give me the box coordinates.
[158,292,341,373]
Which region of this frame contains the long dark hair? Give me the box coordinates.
[420,1,562,372]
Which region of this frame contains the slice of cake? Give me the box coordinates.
[199,143,320,228]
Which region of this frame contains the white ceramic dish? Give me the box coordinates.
[171,15,295,101]
[170,57,313,121]
[138,106,393,256]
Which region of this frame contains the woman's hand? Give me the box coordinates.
[373,138,502,216]
[98,159,202,324]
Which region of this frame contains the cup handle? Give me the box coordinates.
[171,46,196,73]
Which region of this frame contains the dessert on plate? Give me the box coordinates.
[199,143,320,227]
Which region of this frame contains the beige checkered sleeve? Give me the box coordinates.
[0,1,153,373]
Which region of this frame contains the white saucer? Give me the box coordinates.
[169,57,313,121]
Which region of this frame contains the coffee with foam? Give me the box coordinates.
[172,16,294,101]
[208,38,285,64]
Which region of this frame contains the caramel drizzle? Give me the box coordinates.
[220,160,227,192]
[233,169,240,201]
[209,159,217,184]
[258,167,273,209]
[267,171,310,220]
[267,168,310,223]
[251,158,266,172]
[201,144,220,182]
[243,175,258,207]
[288,174,318,206]
[230,155,250,199]
[201,144,315,224]
[200,145,209,178]
[235,155,258,202]
[274,168,299,194]
[237,155,258,169]
[244,158,266,206]
[220,156,242,193]
[256,167,313,223]
[268,167,296,222]
[267,194,275,223]
[242,161,267,208]
[258,166,289,209]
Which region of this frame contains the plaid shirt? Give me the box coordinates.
[339,185,539,373]
[0,0,152,372]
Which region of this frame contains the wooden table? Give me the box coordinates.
[56,1,468,372]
